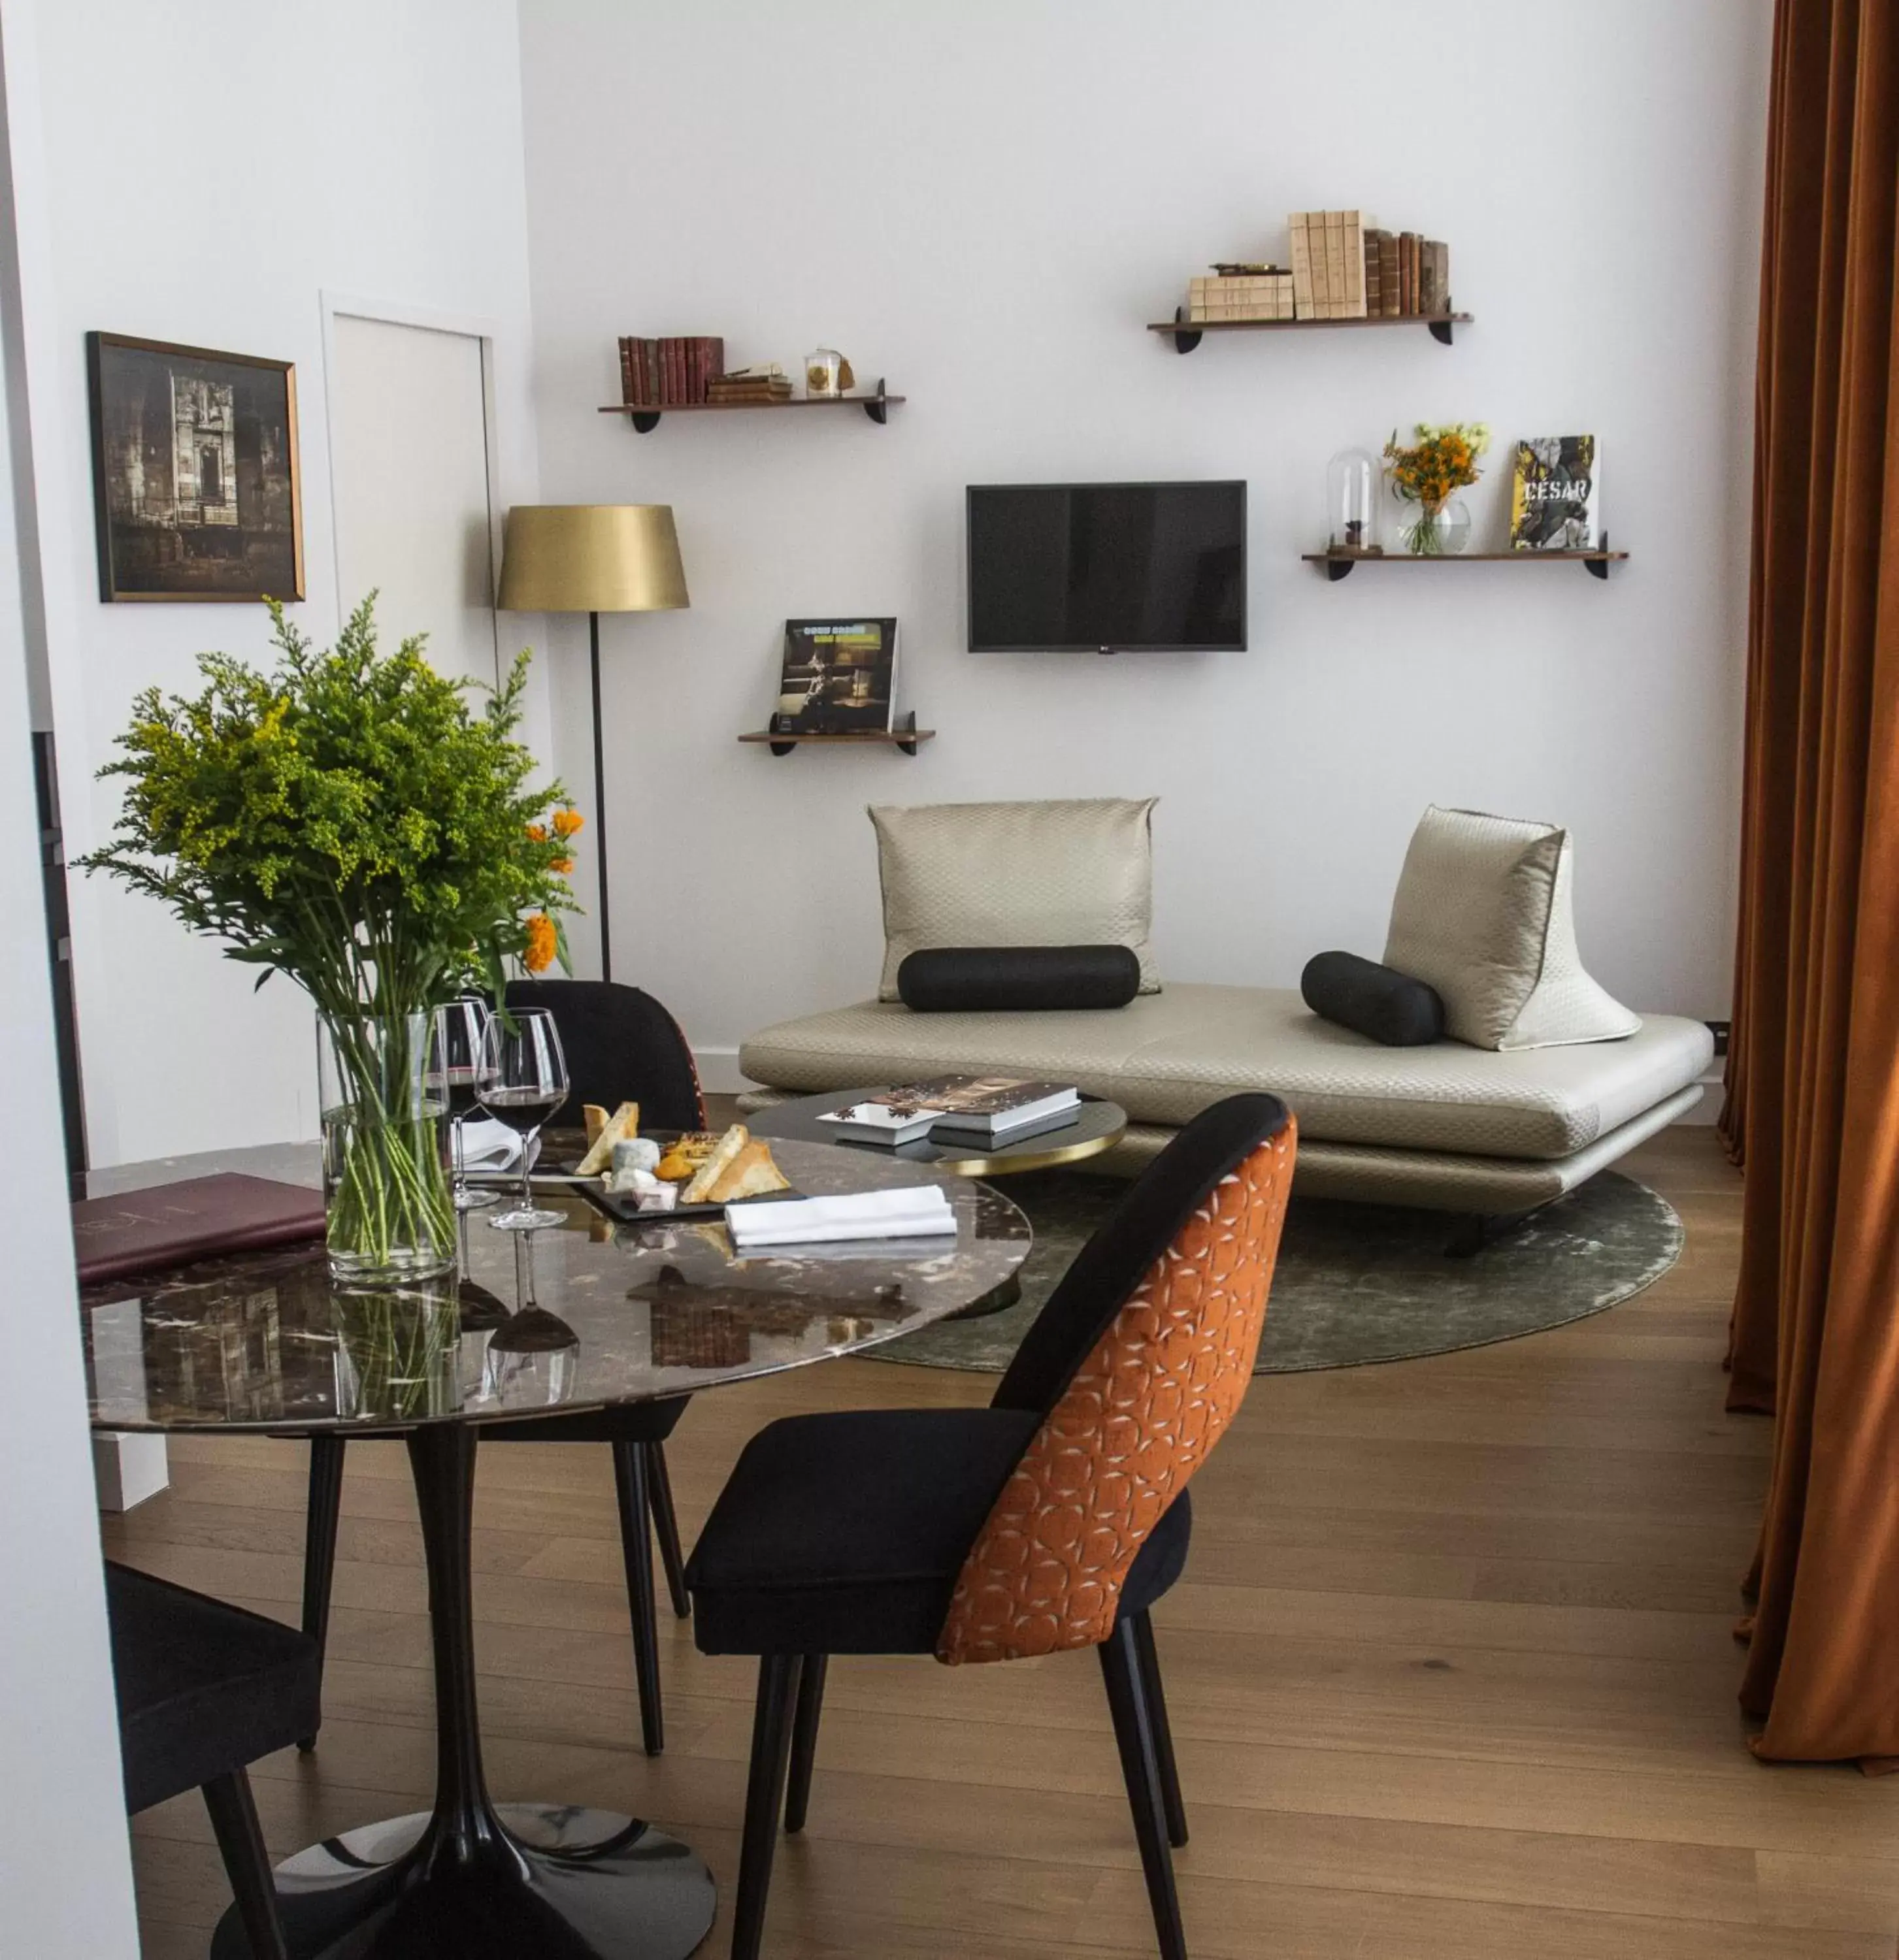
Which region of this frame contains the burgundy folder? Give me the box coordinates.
[72,1174,326,1284]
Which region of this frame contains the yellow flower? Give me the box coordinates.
[523,913,557,973]
[552,807,584,839]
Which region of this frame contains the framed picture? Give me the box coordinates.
[774,618,899,734]
[86,331,304,602]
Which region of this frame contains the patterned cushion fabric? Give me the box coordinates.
[869,798,1161,1001]
[1381,806,1641,1051]
[738,985,1714,1162]
[938,1104,1296,1664]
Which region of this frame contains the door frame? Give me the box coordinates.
[317,290,506,681]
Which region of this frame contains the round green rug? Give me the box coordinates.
[866,1169,1684,1375]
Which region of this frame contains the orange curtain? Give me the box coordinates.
[1721,0,1899,1763]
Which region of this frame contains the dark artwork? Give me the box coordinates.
[88,332,304,602]
[774,617,898,732]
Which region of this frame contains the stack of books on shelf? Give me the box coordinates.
[1187,271,1296,322]
[817,1077,1082,1149]
[706,363,793,404]
[618,335,725,408]
[1288,214,1452,321]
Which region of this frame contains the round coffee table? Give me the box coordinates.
[746,1087,1128,1178]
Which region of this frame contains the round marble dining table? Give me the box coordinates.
[79,1136,1031,1960]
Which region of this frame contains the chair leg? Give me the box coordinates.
[1132,1610,1188,1848]
[784,1654,828,1834]
[1100,1618,1187,1960]
[732,1654,799,1960]
[612,1438,665,1756]
[201,1770,289,1960]
[298,1435,346,1752]
[646,1439,691,1619]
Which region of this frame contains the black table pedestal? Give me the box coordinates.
[211,1426,716,1959]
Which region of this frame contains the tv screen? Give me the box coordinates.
[966,481,1247,652]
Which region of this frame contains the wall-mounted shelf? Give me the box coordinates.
[1303,542,1628,581]
[740,711,933,758]
[1151,307,1471,353]
[601,380,902,434]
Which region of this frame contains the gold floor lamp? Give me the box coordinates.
[496,505,689,983]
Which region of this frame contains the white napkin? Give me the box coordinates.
[455,1117,540,1173]
[725,1186,956,1249]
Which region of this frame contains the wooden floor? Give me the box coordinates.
[103,1125,1899,1959]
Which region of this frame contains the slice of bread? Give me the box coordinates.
[576,1101,640,1177]
[683,1124,750,1203]
[706,1141,791,1203]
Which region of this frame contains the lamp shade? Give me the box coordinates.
[495,504,689,614]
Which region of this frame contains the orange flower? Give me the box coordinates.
[523,913,557,973]
[527,823,548,843]
[550,857,574,875]
[552,807,584,838]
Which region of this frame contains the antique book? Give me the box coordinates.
[1363,229,1383,316]
[1419,242,1437,316]
[1323,210,1346,319]
[72,1174,325,1285]
[1290,213,1316,319]
[1378,231,1401,316]
[1510,436,1602,549]
[775,618,899,733]
[1342,210,1367,318]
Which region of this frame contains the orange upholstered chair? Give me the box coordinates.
[685,1092,1296,1960]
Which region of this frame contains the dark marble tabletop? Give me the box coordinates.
[78,1137,1029,1435]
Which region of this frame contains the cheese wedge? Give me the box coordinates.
[576,1100,640,1178]
[655,1132,721,1181]
[706,1141,791,1203]
[583,1103,610,1147]
[683,1124,750,1203]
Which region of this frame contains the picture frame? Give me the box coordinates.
[774,618,899,734]
[86,331,305,603]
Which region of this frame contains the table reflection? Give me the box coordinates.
[80,1139,1030,1434]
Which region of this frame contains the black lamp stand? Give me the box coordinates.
[589,610,613,984]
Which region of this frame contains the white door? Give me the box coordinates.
[329,314,499,686]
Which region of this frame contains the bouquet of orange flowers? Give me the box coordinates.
[1383,422,1491,554]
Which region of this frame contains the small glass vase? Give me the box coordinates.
[1402,496,1472,557]
[318,1011,456,1284]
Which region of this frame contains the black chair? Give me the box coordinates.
[107,1561,320,1960]
[301,979,704,1757]
[685,1094,1298,1960]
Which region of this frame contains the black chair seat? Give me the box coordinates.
[687,1407,1191,1656]
[107,1563,320,1816]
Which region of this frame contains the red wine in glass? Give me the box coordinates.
[479,1086,562,1133]
[476,1006,569,1231]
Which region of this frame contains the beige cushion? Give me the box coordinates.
[738,983,1713,1162]
[1382,806,1641,1051]
[869,797,1159,1002]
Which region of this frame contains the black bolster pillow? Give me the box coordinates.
[1300,951,1446,1047]
[898,945,1141,1013]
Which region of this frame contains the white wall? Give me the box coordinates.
[519,0,1768,1074]
[0,16,139,1945]
[5,0,542,1166]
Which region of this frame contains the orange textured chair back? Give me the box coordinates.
[938,1096,1295,1665]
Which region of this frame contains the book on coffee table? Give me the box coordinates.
[816,1076,1080,1148]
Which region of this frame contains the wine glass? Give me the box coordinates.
[429,996,495,1212]
[476,1006,569,1232]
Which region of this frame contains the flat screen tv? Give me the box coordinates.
[966,480,1247,652]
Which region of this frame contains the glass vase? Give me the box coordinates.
[1325,447,1379,553]
[318,1011,456,1284]
[1402,496,1472,557]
